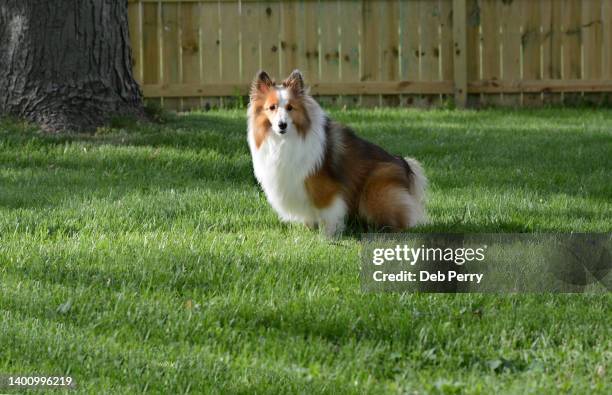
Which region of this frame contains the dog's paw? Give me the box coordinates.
[322,220,345,239]
[304,220,318,230]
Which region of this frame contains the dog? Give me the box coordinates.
[247,70,427,236]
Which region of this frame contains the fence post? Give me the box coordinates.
[453,0,468,108]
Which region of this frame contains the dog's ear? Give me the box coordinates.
[284,69,305,95]
[251,70,273,100]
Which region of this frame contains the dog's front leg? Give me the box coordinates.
[317,196,347,238]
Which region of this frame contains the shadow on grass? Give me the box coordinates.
[0,113,258,209]
[1,113,249,154]
[1,109,610,221]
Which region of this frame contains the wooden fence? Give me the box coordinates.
[127,0,612,110]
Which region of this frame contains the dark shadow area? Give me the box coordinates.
[1,113,250,154]
[0,113,258,210]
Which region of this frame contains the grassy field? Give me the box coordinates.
[0,107,611,394]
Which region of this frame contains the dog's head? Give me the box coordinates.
[249,70,311,137]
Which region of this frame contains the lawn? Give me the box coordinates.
[0,107,611,394]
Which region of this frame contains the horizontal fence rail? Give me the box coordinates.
[127,0,612,109]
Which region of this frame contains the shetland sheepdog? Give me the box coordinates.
[247,70,427,236]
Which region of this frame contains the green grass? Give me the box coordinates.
[0,108,611,394]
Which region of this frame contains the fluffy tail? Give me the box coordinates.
[403,157,428,224]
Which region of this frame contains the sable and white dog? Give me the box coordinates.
[247,70,427,236]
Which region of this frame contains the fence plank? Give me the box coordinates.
[299,0,319,83]
[361,0,379,82]
[522,0,542,105]
[162,2,180,110]
[466,0,480,106]
[582,0,603,104]
[315,1,341,106]
[381,0,400,82]
[219,1,240,106]
[319,0,340,83]
[452,0,468,108]
[142,2,160,85]
[380,0,400,106]
[399,0,421,106]
[582,0,602,80]
[604,0,612,81]
[361,0,381,106]
[201,0,221,108]
[480,0,502,105]
[181,2,201,110]
[439,0,454,82]
[419,0,440,106]
[419,1,440,81]
[541,0,563,104]
[280,0,298,77]
[338,0,362,106]
[562,0,583,103]
[499,0,521,106]
[260,1,281,79]
[241,1,260,85]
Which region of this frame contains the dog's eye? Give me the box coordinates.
[268,104,277,111]
[286,104,293,112]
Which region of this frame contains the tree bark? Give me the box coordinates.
[0,0,144,132]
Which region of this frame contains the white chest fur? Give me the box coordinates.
[247,122,326,223]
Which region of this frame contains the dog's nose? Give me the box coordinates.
[278,122,287,131]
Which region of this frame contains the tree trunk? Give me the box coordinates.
[0,0,144,132]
